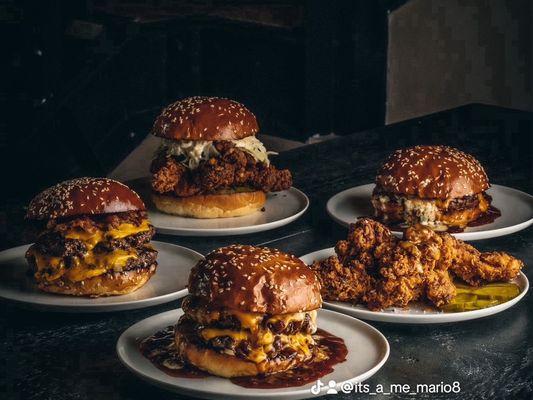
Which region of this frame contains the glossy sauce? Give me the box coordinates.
[231,329,347,388]
[139,327,347,388]
[139,326,209,378]
[378,205,501,234]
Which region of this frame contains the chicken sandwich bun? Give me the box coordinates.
[150,97,292,218]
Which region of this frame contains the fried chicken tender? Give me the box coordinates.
[310,218,523,311]
[150,141,292,196]
[310,256,373,303]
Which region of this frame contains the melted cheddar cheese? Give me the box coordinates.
[64,220,151,251]
[29,220,151,282]
[199,313,316,364]
[229,310,317,332]
[28,248,137,282]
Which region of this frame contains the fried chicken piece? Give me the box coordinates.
[425,269,456,307]
[406,224,523,285]
[310,218,523,311]
[151,156,186,193]
[449,244,523,286]
[336,218,397,267]
[310,256,373,303]
[150,141,292,195]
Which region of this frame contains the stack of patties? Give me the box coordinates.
[372,145,492,229]
[150,96,293,218]
[25,178,158,296]
[175,244,322,378]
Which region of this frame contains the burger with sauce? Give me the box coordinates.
[150,96,292,218]
[175,244,322,378]
[372,145,491,230]
[25,178,157,296]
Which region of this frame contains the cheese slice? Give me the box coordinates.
[199,327,313,364]
[28,248,137,282]
[64,220,151,251]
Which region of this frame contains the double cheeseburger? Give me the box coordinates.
[175,244,322,378]
[150,96,292,218]
[25,178,158,296]
[372,145,491,229]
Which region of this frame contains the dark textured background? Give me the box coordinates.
[1,104,532,400]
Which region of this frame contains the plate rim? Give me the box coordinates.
[326,183,533,240]
[116,308,390,399]
[149,187,309,236]
[0,241,203,313]
[300,247,530,324]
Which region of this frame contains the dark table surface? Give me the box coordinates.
[1,104,532,400]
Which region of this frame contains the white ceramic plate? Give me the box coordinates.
[300,248,529,324]
[127,178,309,237]
[117,309,389,400]
[149,188,309,236]
[326,183,533,240]
[0,241,202,312]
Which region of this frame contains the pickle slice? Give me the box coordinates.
[440,282,520,312]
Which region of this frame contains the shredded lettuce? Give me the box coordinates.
[156,136,276,169]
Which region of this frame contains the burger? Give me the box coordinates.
[372,145,491,229]
[175,244,322,378]
[150,96,292,218]
[25,177,158,296]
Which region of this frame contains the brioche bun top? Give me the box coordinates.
[26,177,145,220]
[375,145,489,199]
[151,96,258,141]
[188,244,322,314]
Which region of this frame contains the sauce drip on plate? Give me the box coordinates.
[139,327,347,388]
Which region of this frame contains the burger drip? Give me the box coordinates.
[231,329,348,389]
[139,326,209,378]
[140,327,347,388]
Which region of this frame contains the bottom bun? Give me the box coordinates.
[175,332,310,378]
[36,264,157,297]
[152,190,266,219]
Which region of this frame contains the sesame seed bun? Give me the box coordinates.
[188,245,322,314]
[151,190,266,218]
[26,178,146,220]
[151,96,258,141]
[375,145,489,199]
[175,331,311,378]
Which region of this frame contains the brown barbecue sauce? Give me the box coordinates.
[139,326,347,388]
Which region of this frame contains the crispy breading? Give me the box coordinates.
[310,218,523,311]
[309,256,373,303]
[150,141,292,196]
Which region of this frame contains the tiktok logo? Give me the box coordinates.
[310,379,338,395]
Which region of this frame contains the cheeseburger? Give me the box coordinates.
[25,178,157,296]
[175,244,322,378]
[372,145,491,229]
[150,96,292,218]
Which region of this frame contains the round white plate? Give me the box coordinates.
[0,241,202,312]
[127,178,309,237]
[149,188,309,236]
[326,183,533,240]
[300,248,529,324]
[117,309,389,400]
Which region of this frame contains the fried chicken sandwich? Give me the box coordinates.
[175,244,322,378]
[25,178,157,296]
[150,96,292,218]
[372,145,492,229]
